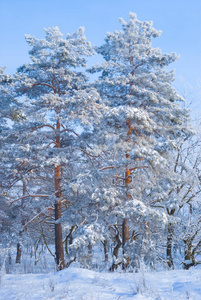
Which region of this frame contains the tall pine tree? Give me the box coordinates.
[89,12,191,269]
[12,27,102,270]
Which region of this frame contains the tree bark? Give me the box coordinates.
[55,200,65,270]
[103,239,109,262]
[110,226,122,271]
[16,243,22,264]
[167,222,174,269]
[54,119,65,270]
[16,179,26,264]
[122,119,132,270]
[166,208,175,269]
[183,236,194,270]
[122,218,130,270]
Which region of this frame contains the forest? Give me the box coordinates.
[1,12,201,278]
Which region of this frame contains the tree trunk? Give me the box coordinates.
[54,119,65,271]
[16,179,26,264]
[103,239,108,262]
[64,225,77,255]
[167,223,174,269]
[185,244,192,261]
[122,120,132,269]
[123,53,133,269]
[183,236,193,270]
[16,243,22,264]
[55,200,65,270]
[87,242,93,267]
[166,208,175,269]
[110,226,122,271]
[122,218,130,270]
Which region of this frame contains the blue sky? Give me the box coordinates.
[0,0,200,99]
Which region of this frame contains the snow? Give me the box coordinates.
[1,267,201,299]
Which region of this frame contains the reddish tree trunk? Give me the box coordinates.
[55,200,65,270]
[122,119,132,270]
[54,120,65,270]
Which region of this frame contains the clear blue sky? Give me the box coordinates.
[0,0,201,97]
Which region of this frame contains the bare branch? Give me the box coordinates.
[23,206,54,229]
[8,194,51,204]
[25,82,57,93]
[31,124,55,132]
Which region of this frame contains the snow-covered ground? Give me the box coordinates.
[1,266,201,299]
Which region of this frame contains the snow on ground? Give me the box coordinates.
[1,267,201,299]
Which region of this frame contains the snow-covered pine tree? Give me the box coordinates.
[0,67,20,188]
[0,67,22,248]
[88,12,191,270]
[11,27,102,270]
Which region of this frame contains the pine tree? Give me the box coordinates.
[0,67,21,246]
[11,27,102,270]
[89,12,191,269]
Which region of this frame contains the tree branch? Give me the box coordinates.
[31,124,55,132]
[8,194,52,204]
